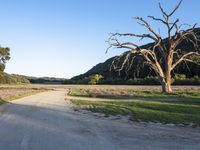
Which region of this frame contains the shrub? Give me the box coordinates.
[174,74,186,80]
[126,76,160,85]
[173,75,200,85]
[88,74,104,85]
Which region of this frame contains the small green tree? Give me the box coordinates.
[88,74,104,85]
[0,47,10,72]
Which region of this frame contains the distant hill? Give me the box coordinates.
[0,73,67,85]
[0,73,30,84]
[69,28,200,84]
[13,75,66,84]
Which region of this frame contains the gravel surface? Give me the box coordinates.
[0,89,199,150]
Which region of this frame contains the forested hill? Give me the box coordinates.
[0,73,30,84]
[18,75,66,84]
[0,73,67,84]
[70,28,200,83]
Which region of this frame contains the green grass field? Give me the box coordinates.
[69,85,200,126]
[71,99,200,126]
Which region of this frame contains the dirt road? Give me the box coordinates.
[0,90,199,150]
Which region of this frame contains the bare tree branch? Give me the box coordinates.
[171,52,200,70]
[159,0,182,17]
[112,33,157,41]
[134,17,161,39]
[148,16,167,25]
[169,0,183,17]
[170,18,179,31]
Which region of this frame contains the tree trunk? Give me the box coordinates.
[161,81,172,93]
[162,63,172,93]
[162,50,173,93]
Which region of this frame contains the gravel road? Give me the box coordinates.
[0,89,199,150]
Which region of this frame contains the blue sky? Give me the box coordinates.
[1,0,200,78]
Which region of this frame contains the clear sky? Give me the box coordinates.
[1,0,200,78]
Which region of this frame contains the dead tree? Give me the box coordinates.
[107,0,200,93]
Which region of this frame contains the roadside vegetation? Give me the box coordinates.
[71,99,200,126]
[0,86,49,104]
[68,85,200,126]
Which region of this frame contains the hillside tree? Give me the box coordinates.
[107,0,200,93]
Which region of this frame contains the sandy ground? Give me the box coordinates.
[0,89,199,150]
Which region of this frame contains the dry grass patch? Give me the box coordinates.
[0,86,49,103]
[68,85,200,100]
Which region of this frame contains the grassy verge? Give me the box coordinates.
[68,91,90,97]
[130,90,200,99]
[71,99,200,126]
[4,91,44,101]
[0,99,7,105]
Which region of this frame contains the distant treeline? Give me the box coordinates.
[13,75,66,84]
[64,74,200,85]
[1,72,199,85]
[0,73,67,85]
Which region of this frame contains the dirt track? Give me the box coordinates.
[0,89,199,150]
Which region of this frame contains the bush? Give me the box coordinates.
[126,76,160,85]
[173,75,200,85]
[66,74,104,85]
[88,74,104,85]
[174,74,186,80]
